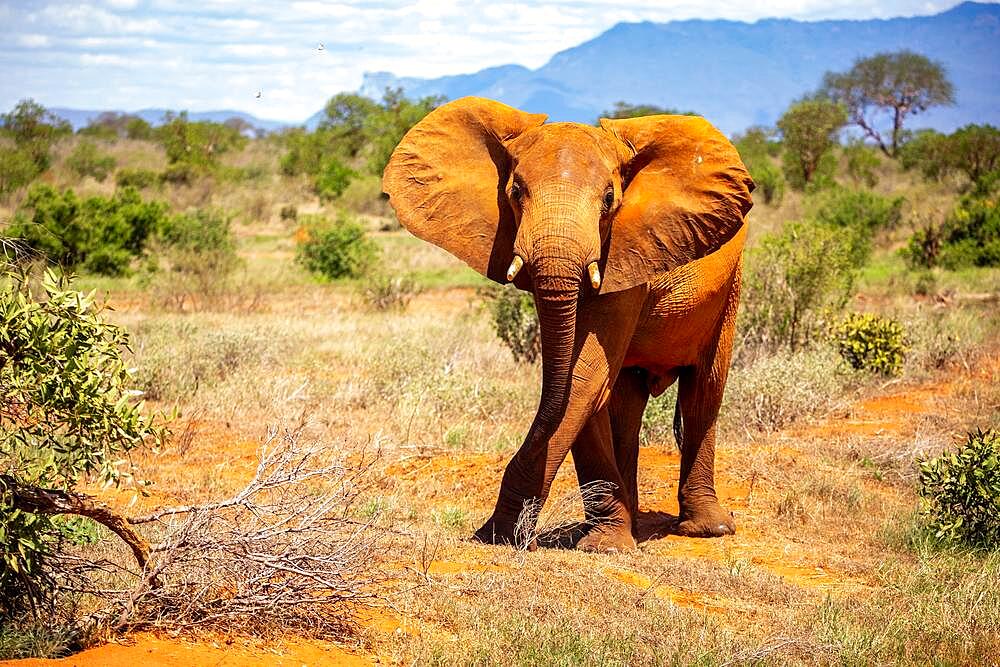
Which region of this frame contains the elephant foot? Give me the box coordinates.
[472,517,531,549]
[576,522,637,553]
[675,500,735,538]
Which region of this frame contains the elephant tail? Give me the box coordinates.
[672,397,683,451]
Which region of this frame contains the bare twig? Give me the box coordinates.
[513,480,619,551]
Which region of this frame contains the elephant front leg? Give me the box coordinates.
[473,289,646,548]
[570,405,636,553]
[607,367,651,528]
[472,349,615,548]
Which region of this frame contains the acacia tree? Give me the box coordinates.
[776,97,846,189]
[821,50,954,158]
[1,266,165,616]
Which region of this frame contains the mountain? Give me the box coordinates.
[50,108,288,133]
[359,1,1000,135]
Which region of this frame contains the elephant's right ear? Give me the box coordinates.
[382,97,547,286]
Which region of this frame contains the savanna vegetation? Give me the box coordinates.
[1,49,998,665]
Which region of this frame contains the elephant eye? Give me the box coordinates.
[510,182,522,203]
[602,187,615,212]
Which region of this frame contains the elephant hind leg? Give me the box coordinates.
[607,367,651,531]
[675,280,740,538]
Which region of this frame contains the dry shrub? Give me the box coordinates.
[904,307,991,373]
[130,319,281,402]
[359,273,421,312]
[514,480,618,550]
[723,348,848,433]
[50,429,384,644]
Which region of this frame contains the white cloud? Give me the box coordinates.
[80,53,133,66]
[17,34,51,48]
[220,44,290,58]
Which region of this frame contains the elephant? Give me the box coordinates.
[382,97,754,552]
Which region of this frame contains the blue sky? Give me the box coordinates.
[0,1,980,123]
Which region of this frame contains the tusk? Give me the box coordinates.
[506,255,523,282]
[587,262,601,290]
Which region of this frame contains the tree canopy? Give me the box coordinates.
[777,97,847,189]
[820,50,954,157]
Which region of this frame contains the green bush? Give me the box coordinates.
[279,127,331,177]
[809,187,903,264]
[832,312,908,376]
[149,209,241,309]
[295,214,378,280]
[843,140,881,187]
[900,129,949,180]
[0,145,38,199]
[747,161,784,206]
[902,221,942,270]
[480,284,540,364]
[902,125,1000,186]
[159,162,196,185]
[918,429,1000,549]
[739,218,862,353]
[314,157,355,202]
[65,140,116,182]
[115,167,159,189]
[4,184,167,275]
[903,184,1000,270]
[0,269,164,616]
[811,188,903,233]
[938,195,1000,269]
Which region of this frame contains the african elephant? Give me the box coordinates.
[382,97,754,552]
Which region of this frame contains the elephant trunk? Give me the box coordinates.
[532,264,580,433]
[491,255,580,527]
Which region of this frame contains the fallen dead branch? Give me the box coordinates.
[2,474,152,573]
[13,427,384,642]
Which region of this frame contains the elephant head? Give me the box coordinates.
[383,97,753,434]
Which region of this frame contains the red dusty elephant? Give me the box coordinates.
[383,97,754,552]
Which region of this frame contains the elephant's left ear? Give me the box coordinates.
[598,115,754,294]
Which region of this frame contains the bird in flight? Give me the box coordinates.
[317,43,325,51]
[255,90,261,99]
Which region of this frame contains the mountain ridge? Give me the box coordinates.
[359,1,1000,134]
